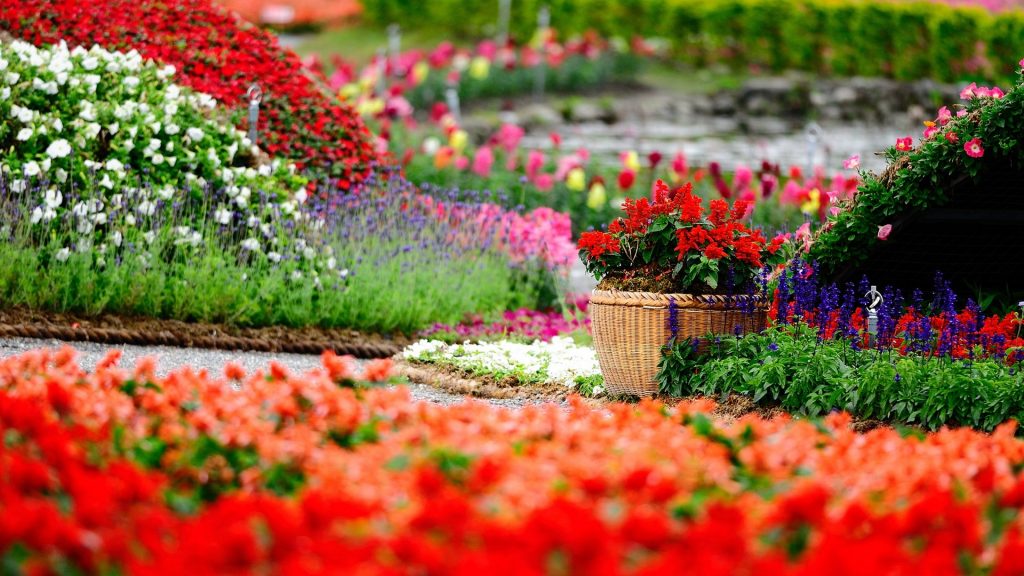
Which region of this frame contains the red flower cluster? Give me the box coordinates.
[8,347,1024,573]
[0,0,376,191]
[577,229,621,259]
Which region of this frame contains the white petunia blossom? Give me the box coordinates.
[55,248,71,262]
[15,128,32,141]
[46,139,71,158]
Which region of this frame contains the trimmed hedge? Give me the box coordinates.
[362,0,1024,83]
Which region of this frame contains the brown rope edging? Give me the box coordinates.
[589,290,769,310]
[0,323,401,359]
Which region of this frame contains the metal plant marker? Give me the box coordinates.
[497,0,512,47]
[805,122,822,177]
[387,24,402,76]
[246,83,263,146]
[866,285,883,344]
[534,5,550,101]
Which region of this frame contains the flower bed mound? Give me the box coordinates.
[0,0,376,190]
[6,348,1024,572]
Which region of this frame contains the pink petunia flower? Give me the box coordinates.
[895,137,913,152]
[960,82,978,100]
[945,131,959,143]
[923,125,938,139]
[472,146,494,177]
[877,224,892,241]
[843,154,861,170]
[964,138,984,158]
[937,106,952,126]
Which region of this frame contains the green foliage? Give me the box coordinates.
[811,68,1024,275]
[361,0,1024,83]
[657,325,1024,432]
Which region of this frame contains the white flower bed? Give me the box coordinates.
[0,40,304,203]
[402,337,604,395]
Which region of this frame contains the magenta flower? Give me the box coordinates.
[960,82,978,100]
[895,137,913,152]
[945,131,959,144]
[937,106,952,126]
[923,125,938,139]
[526,150,545,181]
[472,147,494,177]
[964,138,984,158]
[877,224,892,241]
[843,154,861,170]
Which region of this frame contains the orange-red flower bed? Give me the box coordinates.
[4,347,1024,574]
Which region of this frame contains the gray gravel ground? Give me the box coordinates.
[0,337,552,408]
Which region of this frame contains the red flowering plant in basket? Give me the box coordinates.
[579,180,788,295]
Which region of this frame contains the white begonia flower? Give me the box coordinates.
[163,102,178,116]
[55,168,68,183]
[157,186,174,200]
[165,123,179,135]
[53,118,62,132]
[0,59,6,70]
[76,219,93,234]
[122,75,139,89]
[84,123,101,140]
[46,139,71,159]
[138,201,156,216]
[152,153,164,165]
[81,56,99,71]
[55,248,71,262]
[83,74,100,87]
[0,87,10,100]
[13,106,32,123]
[164,141,174,152]
[6,72,20,85]
[99,174,114,189]
[107,123,119,135]
[23,161,40,177]
[79,105,96,121]
[40,158,51,173]
[240,238,260,251]
[257,164,271,177]
[186,127,203,142]
[91,211,108,225]
[105,159,124,173]
[16,128,32,141]
[147,138,160,151]
[30,207,43,224]
[166,156,176,167]
[149,121,161,134]
[125,214,136,226]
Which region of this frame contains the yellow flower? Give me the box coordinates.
[586,182,607,210]
[801,188,821,214]
[566,167,586,192]
[469,56,490,80]
[338,83,360,101]
[449,129,469,154]
[412,61,430,85]
[622,151,641,173]
[356,98,384,117]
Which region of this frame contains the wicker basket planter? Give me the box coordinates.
[590,289,769,397]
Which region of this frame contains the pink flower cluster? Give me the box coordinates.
[422,295,590,341]
[476,205,578,269]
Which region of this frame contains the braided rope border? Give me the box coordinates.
[0,323,401,359]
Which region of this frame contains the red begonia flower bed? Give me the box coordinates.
[4,347,1024,573]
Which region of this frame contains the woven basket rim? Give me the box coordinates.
[590,289,769,309]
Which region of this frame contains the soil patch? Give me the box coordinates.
[395,360,595,404]
[0,306,408,358]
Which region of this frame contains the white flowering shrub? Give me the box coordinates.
[0,40,306,210]
[402,337,604,395]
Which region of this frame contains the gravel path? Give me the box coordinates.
[0,337,551,408]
